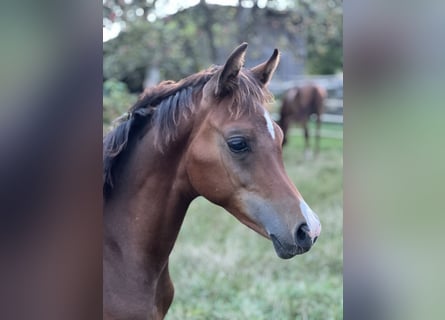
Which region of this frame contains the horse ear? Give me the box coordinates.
[251,49,280,86]
[215,42,248,97]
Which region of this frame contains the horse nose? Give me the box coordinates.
[295,223,316,250]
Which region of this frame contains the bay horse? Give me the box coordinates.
[278,84,327,155]
[103,43,321,320]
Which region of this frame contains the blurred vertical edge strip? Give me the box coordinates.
[0,1,102,320]
[344,1,445,320]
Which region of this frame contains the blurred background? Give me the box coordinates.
[103,1,343,319]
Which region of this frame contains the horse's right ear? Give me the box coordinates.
[215,43,248,97]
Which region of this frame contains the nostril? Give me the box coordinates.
[295,223,312,249]
[313,236,318,244]
[296,223,309,242]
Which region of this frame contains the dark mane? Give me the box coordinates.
[103,66,272,198]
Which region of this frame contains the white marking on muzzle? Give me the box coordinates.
[299,200,321,239]
[263,109,275,140]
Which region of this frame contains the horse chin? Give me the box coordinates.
[270,234,307,259]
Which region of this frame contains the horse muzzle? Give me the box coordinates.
[235,192,321,259]
[270,221,321,259]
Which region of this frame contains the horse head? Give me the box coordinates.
[184,43,321,258]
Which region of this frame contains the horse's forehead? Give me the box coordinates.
[209,103,275,139]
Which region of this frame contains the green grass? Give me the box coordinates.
[167,128,343,319]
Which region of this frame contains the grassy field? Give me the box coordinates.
[166,122,343,320]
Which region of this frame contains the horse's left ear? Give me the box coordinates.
[251,49,280,87]
[215,42,248,97]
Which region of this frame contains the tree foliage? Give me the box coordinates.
[300,0,343,74]
[103,78,137,128]
[103,0,343,93]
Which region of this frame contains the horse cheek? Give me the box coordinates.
[186,142,232,205]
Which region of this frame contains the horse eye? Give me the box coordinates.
[227,137,249,153]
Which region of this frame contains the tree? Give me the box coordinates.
[103,0,343,92]
[298,0,343,74]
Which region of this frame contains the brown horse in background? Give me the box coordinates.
[103,43,321,320]
[278,84,326,155]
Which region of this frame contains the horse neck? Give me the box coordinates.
[104,127,197,274]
